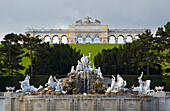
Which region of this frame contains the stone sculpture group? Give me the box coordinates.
[15,53,163,96]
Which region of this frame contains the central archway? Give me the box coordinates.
[93,34,100,43]
[76,34,83,44]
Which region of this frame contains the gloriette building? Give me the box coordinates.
[26,16,150,44]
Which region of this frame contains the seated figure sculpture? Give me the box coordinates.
[16,75,43,93]
[116,74,127,89]
[106,74,127,93]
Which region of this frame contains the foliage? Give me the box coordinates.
[21,34,42,76]
[94,24,169,75]
[131,30,163,76]
[155,22,170,75]
[25,43,82,75]
[0,33,25,76]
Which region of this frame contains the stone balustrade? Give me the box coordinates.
[0,92,170,111]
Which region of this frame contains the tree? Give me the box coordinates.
[0,33,25,76]
[21,33,42,76]
[131,30,164,76]
[155,22,170,74]
[26,43,82,75]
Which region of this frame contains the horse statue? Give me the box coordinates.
[132,72,152,94]
[16,75,43,93]
[106,75,116,93]
[45,75,57,88]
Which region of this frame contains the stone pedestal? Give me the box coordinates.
[4,92,13,111]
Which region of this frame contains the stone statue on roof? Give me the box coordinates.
[76,19,82,23]
[95,19,101,24]
[84,16,92,23]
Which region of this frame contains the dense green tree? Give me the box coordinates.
[21,34,42,76]
[0,33,25,76]
[131,30,156,76]
[94,30,165,75]
[155,22,170,74]
[26,43,82,75]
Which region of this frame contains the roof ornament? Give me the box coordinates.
[76,19,82,24]
[85,16,92,23]
[95,19,101,24]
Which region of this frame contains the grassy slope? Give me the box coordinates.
[69,44,122,67]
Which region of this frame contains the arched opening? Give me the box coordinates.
[52,35,59,44]
[94,34,100,43]
[44,35,51,43]
[35,35,43,43]
[85,34,91,44]
[126,35,133,43]
[103,40,106,44]
[61,35,68,44]
[117,35,124,44]
[76,34,83,44]
[109,35,116,44]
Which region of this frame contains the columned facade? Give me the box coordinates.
[26,16,150,44]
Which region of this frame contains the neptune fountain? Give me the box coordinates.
[15,53,159,96]
[1,53,168,111]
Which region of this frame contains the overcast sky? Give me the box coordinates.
[0,0,170,41]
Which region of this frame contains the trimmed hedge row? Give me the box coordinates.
[0,75,169,92]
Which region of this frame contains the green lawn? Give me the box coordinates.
[69,44,122,67]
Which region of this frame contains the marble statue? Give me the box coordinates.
[16,75,43,93]
[76,53,92,71]
[96,67,104,79]
[132,72,152,94]
[76,60,82,71]
[106,75,116,93]
[106,74,127,93]
[45,75,66,94]
[55,79,67,94]
[116,74,127,89]
[71,66,75,73]
[45,75,57,88]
